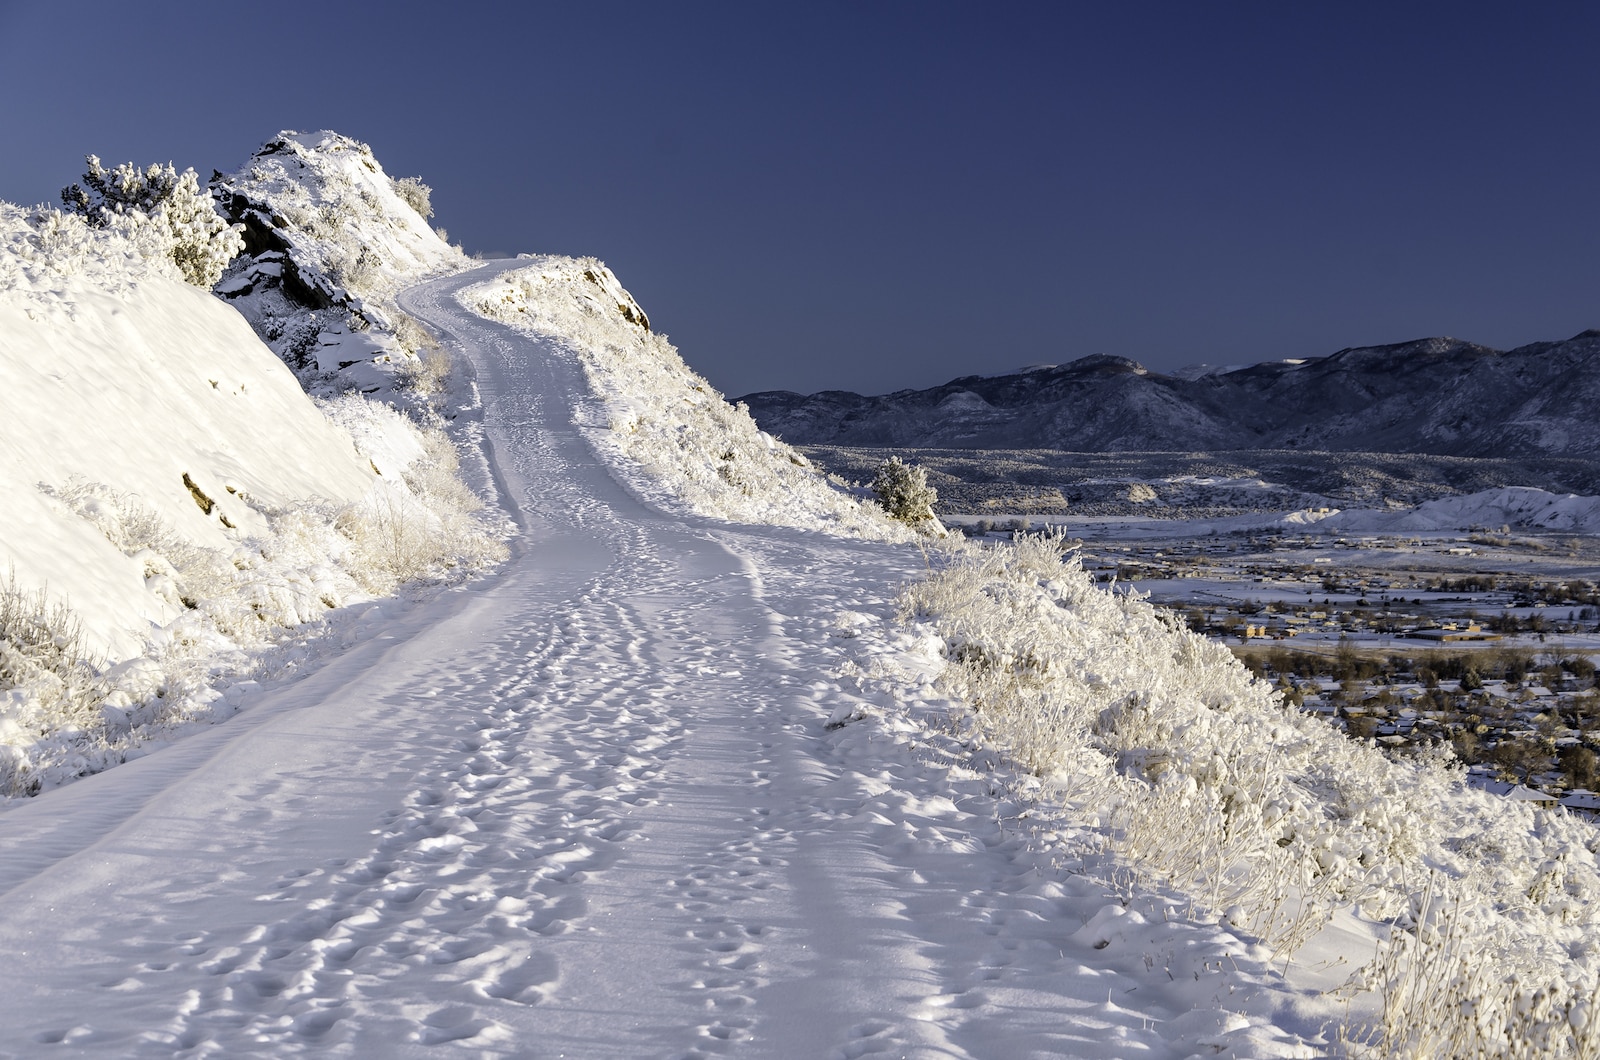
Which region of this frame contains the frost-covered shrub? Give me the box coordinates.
[0,573,106,796]
[1342,875,1600,1059]
[0,202,175,294]
[900,531,1600,1047]
[397,343,453,400]
[61,156,243,287]
[871,456,939,528]
[392,176,433,219]
[319,395,508,593]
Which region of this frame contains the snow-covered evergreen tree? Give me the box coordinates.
[870,456,939,527]
[61,156,243,287]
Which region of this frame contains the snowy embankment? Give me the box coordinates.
[897,534,1600,1055]
[459,258,912,540]
[0,139,504,796]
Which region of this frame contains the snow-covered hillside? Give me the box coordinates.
[0,214,374,660]
[0,131,902,799]
[4,252,1594,1055]
[460,257,912,539]
[212,131,469,398]
[0,149,502,794]
[5,130,1600,1056]
[0,264,1329,1059]
[1304,486,1600,535]
[1174,485,1600,537]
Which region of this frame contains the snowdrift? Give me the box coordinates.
[462,257,912,540]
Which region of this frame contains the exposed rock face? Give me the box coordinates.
[739,332,1600,456]
[209,131,466,397]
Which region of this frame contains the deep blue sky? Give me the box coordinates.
[3,2,1598,396]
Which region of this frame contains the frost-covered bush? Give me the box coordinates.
[900,531,1600,1054]
[392,176,433,219]
[0,202,171,295]
[61,156,243,287]
[0,573,106,796]
[318,395,509,594]
[1341,875,1600,1059]
[871,456,939,528]
[463,257,910,540]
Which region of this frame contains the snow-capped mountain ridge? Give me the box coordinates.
[741,330,1600,455]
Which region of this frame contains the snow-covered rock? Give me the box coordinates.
[211,131,470,398]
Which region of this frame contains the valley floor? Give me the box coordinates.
[0,265,1323,1058]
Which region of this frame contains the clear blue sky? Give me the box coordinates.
[2,1,1597,396]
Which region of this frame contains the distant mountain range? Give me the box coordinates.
[738,332,1600,455]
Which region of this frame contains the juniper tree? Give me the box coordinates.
[870,456,938,527]
[62,156,242,287]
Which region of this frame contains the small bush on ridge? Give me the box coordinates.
[871,456,939,528]
[61,155,243,287]
[392,176,433,219]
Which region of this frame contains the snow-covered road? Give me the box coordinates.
[0,264,1316,1058]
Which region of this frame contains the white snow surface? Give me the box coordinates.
[0,205,378,659]
[0,262,1352,1057]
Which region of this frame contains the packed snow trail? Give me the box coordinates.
[0,262,1317,1058]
